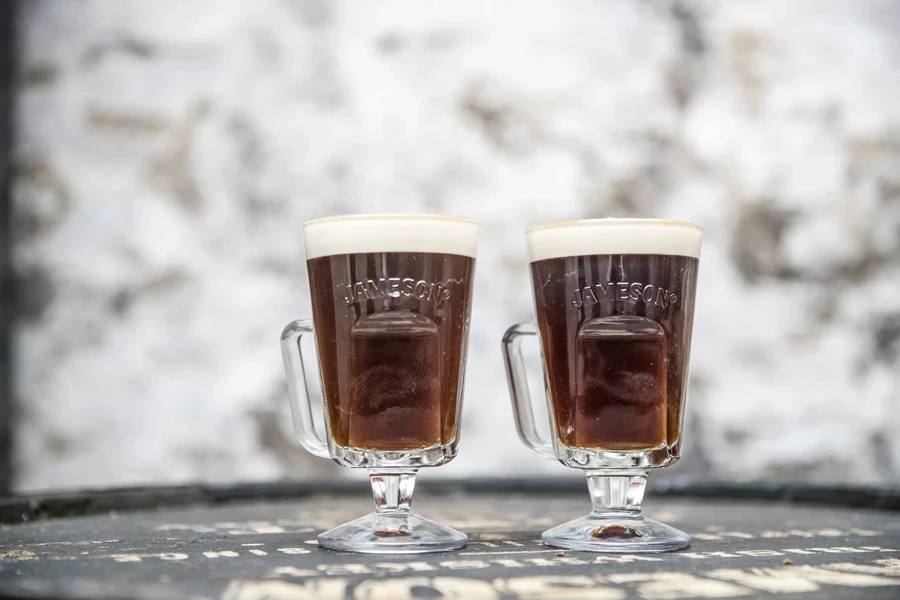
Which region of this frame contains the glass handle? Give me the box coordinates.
[280,320,330,458]
[502,322,555,458]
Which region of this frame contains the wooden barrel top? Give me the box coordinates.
[1,479,898,599]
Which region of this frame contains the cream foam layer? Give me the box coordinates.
[303,214,479,260]
[526,219,702,262]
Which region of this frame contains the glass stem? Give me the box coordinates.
[586,470,647,518]
[368,470,417,515]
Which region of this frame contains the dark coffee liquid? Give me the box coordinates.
[531,254,698,451]
[308,252,474,451]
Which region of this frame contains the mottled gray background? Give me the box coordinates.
[11,0,900,492]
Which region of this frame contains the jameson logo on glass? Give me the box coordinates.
[340,276,460,307]
[502,218,702,553]
[571,280,679,309]
[280,214,478,554]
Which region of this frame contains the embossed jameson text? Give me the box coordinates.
[342,278,458,307]
[572,282,678,309]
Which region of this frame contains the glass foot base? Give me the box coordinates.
[542,514,691,553]
[318,512,467,554]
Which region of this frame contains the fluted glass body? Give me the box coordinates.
[308,251,474,467]
[532,253,698,468]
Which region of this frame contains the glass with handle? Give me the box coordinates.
[281,214,478,553]
[502,218,702,552]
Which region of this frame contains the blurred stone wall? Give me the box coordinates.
[13,0,900,491]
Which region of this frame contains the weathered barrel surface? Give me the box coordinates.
[0,480,898,599]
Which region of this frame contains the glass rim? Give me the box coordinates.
[526,218,703,235]
[525,218,703,261]
[303,214,479,229]
[302,214,479,259]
